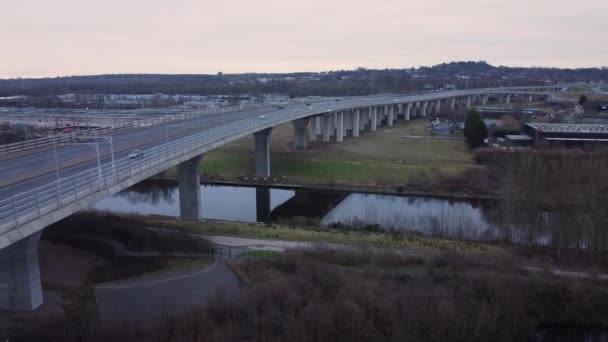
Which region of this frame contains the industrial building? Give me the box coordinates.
[523,123,608,144]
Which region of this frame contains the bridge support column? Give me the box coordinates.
[336,112,344,142]
[506,95,511,104]
[309,116,317,141]
[0,231,43,311]
[292,118,309,150]
[388,106,394,126]
[436,100,441,115]
[346,111,354,131]
[353,109,360,137]
[466,96,472,109]
[421,102,428,117]
[406,103,412,120]
[528,95,533,103]
[322,114,331,142]
[255,187,271,223]
[315,116,322,136]
[370,107,377,131]
[178,155,203,220]
[450,97,456,111]
[254,128,273,178]
[482,95,488,105]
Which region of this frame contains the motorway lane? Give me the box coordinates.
[0,88,555,201]
[0,98,353,199]
[0,104,301,198]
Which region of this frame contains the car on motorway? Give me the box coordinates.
[259,114,268,119]
[128,150,144,159]
[277,106,284,109]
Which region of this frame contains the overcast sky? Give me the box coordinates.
[1,0,606,78]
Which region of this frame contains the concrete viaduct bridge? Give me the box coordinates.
[0,85,563,311]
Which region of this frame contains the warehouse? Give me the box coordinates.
[523,123,608,144]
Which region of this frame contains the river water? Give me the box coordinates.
[93,180,499,241]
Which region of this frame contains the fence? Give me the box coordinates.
[206,246,279,261]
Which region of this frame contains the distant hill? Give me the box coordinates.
[0,61,606,98]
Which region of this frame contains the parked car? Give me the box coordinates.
[128,150,144,159]
[259,115,268,119]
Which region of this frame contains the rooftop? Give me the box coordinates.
[525,123,608,134]
[505,134,534,141]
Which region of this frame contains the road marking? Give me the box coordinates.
[95,261,219,290]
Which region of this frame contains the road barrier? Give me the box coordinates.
[0,86,563,240]
[0,103,272,155]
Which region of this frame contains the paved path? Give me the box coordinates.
[95,260,244,322]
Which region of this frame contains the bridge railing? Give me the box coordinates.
[0,102,273,156]
[0,88,565,237]
[0,102,296,235]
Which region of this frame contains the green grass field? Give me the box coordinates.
[195,119,476,186]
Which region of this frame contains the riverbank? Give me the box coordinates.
[86,210,491,253]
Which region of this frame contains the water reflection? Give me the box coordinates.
[94,181,294,222]
[321,193,497,241]
[94,181,497,241]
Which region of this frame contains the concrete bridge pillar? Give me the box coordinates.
[292,117,310,150]
[482,95,488,105]
[506,95,511,104]
[253,128,273,178]
[528,95,533,103]
[370,107,377,131]
[178,155,203,220]
[322,113,331,142]
[450,97,456,111]
[406,103,412,120]
[336,112,344,142]
[388,105,394,126]
[353,109,360,137]
[0,231,43,311]
[315,116,322,136]
[466,96,472,109]
[421,102,428,117]
[255,187,271,223]
[345,111,353,131]
[435,100,441,115]
[309,116,317,141]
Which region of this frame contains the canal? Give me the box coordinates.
[94,180,499,242]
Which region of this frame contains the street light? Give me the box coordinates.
[84,136,115,175]
[164,115,170,158]
[57,142,103,181]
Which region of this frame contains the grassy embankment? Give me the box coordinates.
[43,213,214,283]
[158,119,478,192]
[103,211,491,253]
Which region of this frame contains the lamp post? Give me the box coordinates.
[164,115,169,158]
[53,143,61,205]
[76,136,116,177]
[58,142,102,181]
